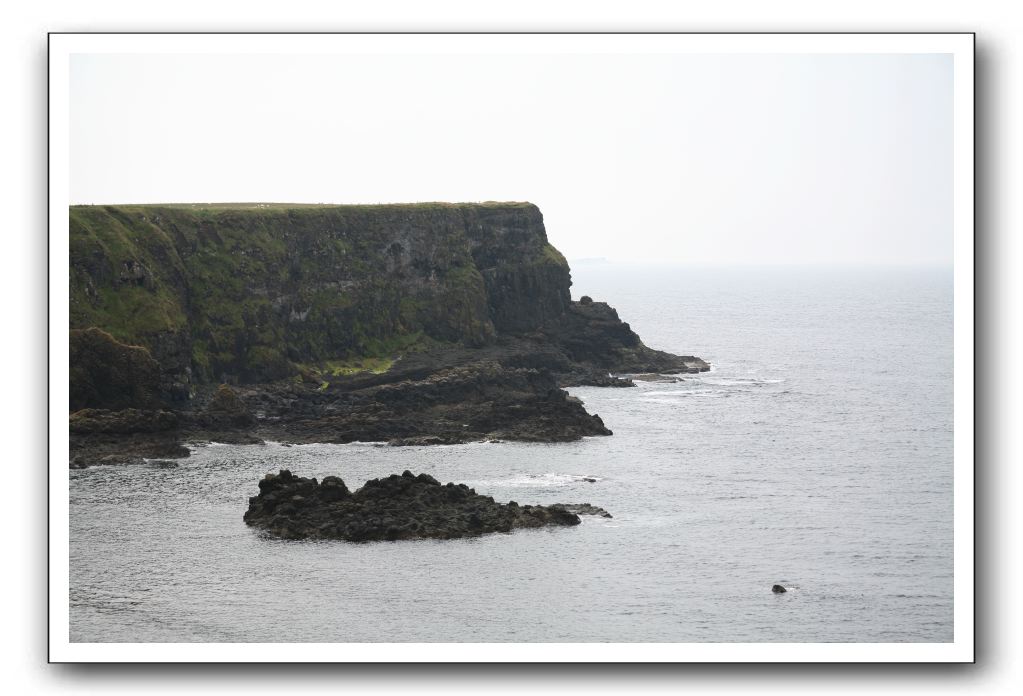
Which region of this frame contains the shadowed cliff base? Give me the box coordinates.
[68,202,708,467]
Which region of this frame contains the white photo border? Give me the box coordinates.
[48,32,975,663]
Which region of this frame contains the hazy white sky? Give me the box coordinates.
[70,51,953,265]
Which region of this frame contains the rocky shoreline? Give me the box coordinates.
[69,304,708,468]
[244,469,611,541]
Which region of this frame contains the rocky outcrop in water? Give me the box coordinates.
[243,469,589,541]
[549,503,613,518]
[542,299,709,376]
[68,407,188,468]
[68,407,189,468]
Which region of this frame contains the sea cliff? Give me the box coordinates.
[69,202,708,466]
[71,202,570,389]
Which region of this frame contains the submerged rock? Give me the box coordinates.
[243,469,587,541]
[550,503,612,518]
[147,459,179,468]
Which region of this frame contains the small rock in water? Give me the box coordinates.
[148,459,179,468]
[551,503,613,518]
[772,584,787,593]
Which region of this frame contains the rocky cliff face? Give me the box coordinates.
[69,202,570,390]
[464,204,572,333]
[69,328,163,411]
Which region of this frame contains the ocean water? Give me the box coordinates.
[69,265,954,643]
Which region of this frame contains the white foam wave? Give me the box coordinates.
[696,377,785,387]
[464,473,603,488]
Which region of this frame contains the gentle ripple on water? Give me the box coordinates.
[69,266,953,642]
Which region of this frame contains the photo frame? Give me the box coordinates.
[50,31,975,663]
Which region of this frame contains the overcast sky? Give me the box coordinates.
[70,51,953,265]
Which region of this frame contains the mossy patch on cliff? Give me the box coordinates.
[324,356,395,376]
[297,330,432,381]
[70,208,189,342]
[540,243,568,268]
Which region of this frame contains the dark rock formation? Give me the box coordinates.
[147,460,179,468]
[772,584,788,593]
[541,299,709,375]
[201,384,256,427]
[224,361,611,447]
[69,408,178,434]
[69,408,188,467]
[69,328,162,411]
[558,371,636,388]
[68,434,189,469]
[468,204,572,334]
[550,503,613,518]
[243,469,586,541]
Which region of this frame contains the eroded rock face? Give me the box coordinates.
[243,470,584,541]
[542,300,710,375]
[69,328,163,411]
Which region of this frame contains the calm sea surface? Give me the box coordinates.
[69,265,954,642]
